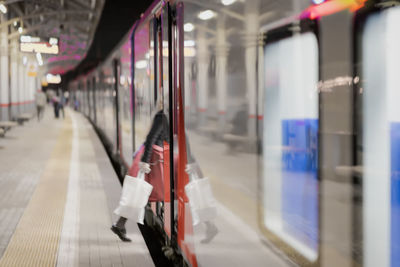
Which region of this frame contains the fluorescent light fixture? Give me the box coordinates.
[46,73,61,84]
[135,60,147,69]
[221,0,236,5]
[184,23,194,32]
[49,37,58,45]
[22,56,27,65]
[20,35,40,43]
[198,10,216,20]
[184,40,195,47]
[18,27,23,34]
[198,9,216,20]
[0,3,7,14]
[36,52,43,66]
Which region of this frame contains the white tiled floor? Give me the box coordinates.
[0,108,154,267]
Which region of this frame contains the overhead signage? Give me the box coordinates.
[20,42,59,54]
[20,35,41,43]
[20,35,59,55]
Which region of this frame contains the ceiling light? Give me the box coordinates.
[198,10,216,20]
[18,27,23,34]
[184,40,195,47]
[221,0,236,6]
[312,0,325,4]
[135,60,147,69]
[46,73,61,84]
[0,3,7,14]
[184,23,194,32]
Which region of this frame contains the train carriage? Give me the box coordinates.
[69,0,400,266]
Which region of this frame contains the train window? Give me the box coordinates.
[133,19,153,148]
[262,27,319,262]
[117,38,134,164]
[356,6,400,267]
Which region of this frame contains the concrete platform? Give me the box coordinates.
[0,108,154,267]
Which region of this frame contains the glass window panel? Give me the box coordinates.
[360,7,400,267]
[134,21,154,148]
[119,40,134,162]
[263,32,319,261]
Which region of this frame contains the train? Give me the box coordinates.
[68,0,400,266]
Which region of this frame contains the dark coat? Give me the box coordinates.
[141,110,169,163]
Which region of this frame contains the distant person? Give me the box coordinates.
[52,94,60,118]
[46,89,54,104]
[74,98,79,111]
[63,91,69,105]
[231,104,248,136]
[59,94,66,119]
[35,89,46,121]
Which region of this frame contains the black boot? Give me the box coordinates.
[111,225,131,242]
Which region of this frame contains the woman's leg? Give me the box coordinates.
[111,217,131,242]
[115,216,127,229]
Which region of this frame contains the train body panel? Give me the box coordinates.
[68,0,400,266]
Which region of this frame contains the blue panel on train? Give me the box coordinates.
[391,122,400,267]
[281,119,318,250]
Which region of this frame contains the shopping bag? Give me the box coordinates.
[114,171,153,224]
[185,171,217,226]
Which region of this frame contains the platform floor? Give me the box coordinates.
[0,107,154,267]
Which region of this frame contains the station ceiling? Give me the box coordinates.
[2,0,152,83]
[4,0,105,75]
[63,0,153,82]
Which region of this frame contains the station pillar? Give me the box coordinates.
[244,0,259,139]
[216,16,228,136]
[10,38,18,120]
[28,75,35,112]
[18,54,25,113]
[197,29,209,127]
[0,14,9,121]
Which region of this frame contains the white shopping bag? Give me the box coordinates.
[185,172,217,226]
[114,171,153,224]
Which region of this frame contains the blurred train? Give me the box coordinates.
[68,0,400,266]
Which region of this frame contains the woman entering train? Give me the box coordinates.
[111,96,169,242]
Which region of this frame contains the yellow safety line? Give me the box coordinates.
[0,116,72,267]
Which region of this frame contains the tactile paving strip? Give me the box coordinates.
[0,116,72,267]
